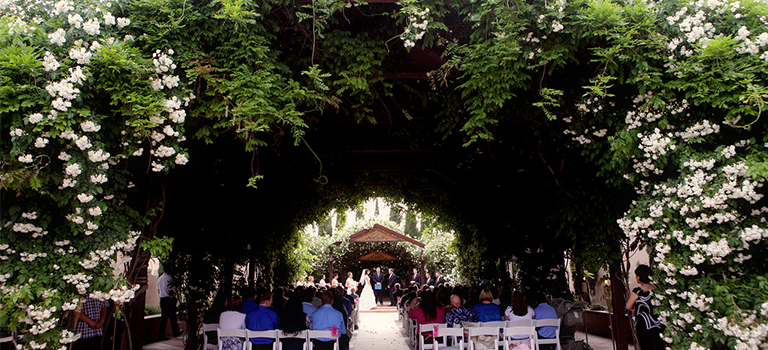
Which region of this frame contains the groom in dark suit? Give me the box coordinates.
[371,267,385,306]
[388,268,398,306]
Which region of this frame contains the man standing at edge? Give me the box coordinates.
[157,266,182,339]
[388,268,398,306]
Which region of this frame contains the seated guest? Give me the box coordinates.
[311,291,348,350]
[444,294,477,327]
[240,287,259,314]
[498,289,512,317]
[312,288,323,308]
[301,287,317,316]
[272,287,287,314]
[464,287,480,309]
[245,288,279,350]
[408,290,446,336]
[219,297,247,350]
[473,289,502,322]
[530,293,558,350]
[335,286,353,317]
[279,296,311,350]
[504,292,535,341]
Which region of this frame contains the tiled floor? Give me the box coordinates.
[143,309,634,350]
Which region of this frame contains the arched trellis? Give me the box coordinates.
[329,224,428,285]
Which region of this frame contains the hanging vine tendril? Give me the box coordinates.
[302,137,328,185]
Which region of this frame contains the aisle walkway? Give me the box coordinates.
[351,307,409,350]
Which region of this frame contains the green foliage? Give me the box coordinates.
[139,236,175,261]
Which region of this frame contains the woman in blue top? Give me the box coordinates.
[472,289,502,322]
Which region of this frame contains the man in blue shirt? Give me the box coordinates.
[245,288,279,350]
[241,287,259,314]
[531,294,559,350]
[301,287,317,316]
[311,291,348,350]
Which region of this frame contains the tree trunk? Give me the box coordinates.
[609,262,629,350]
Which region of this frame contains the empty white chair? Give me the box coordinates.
[466,326,500,350]
[306,330,339,350]
[480,321,506,341]
[218,328,248,350]
[534,319,561,350]
[246,330,279,350]
[418,323,448,350]
[503,325,537,350]
[432,326,464,350]
[203,323,219,350]
[277,330,307,350]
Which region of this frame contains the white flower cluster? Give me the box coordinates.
[400,7,430,48]
[90,284,139,304]
[25,305,59,335]
[63,273,92,294]
[59,329,80,344]
[712,312,768,350]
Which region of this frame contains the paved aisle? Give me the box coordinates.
[351,310,410,350]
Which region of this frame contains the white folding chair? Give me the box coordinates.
[218,328,247,350]
[503,325,537,350]
[534,319,561,350]
[277,330,307,350]
[246,330,279,350]
[418,323,448,350]
[466,327,499,350]
[507,319,534,327]
[203,323,219,350]
[432,326,464,350]
[408,318,418,346]
[307,330,339,350]
[480,321,506,341]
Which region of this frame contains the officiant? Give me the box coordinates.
[371,267,386,306]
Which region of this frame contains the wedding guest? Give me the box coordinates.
[311,291,348,350]
[434,272,445,286]
[626,265,664,350]
[505,292,535,342]
[331,273,339,288]
[279,296,311,350]
[530,293,558,350]
[344,272,357,295]
[445,294,477,327]
[219,298,247,350]
[245,288,279,350]
[498,288,512,318]
[425,272,435,286]
[157,269,182,339]
[335,286,353,316]
[301,287,317,316]
[73,296,109,350]
[473,289,502,322]
[388,268,398,306]
[408,290,446,327]
[505,291,534,321]
[410,268,421,286]
[241,287,259,314]
[273,287,287,314]
[318,274,327,287]
[464,287,480,309]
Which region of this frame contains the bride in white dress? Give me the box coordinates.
[358,269,377,311]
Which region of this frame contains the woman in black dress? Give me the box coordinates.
[626,264,664,350]
[279,294,311,350]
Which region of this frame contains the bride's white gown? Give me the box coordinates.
[358,275,377,311]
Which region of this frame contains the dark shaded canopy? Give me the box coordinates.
[143,1,631,287]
